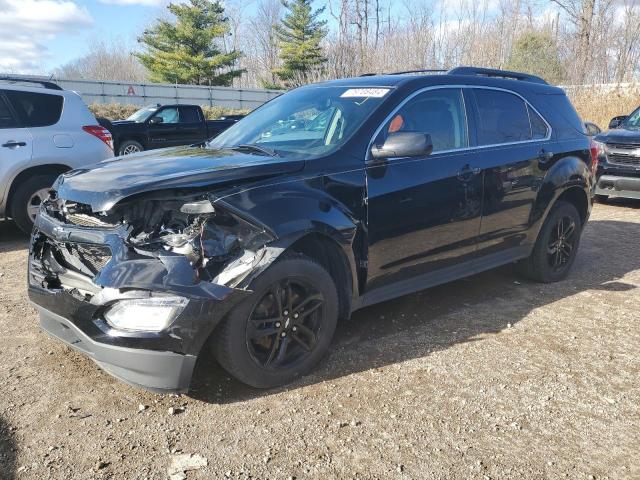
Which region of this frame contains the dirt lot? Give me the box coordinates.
[1,201,639,480]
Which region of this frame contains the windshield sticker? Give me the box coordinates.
[341,88,390,98]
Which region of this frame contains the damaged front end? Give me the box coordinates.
[28,190,283,392]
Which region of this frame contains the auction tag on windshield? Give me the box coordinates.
[341,88,390,98]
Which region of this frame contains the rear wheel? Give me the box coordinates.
[517,201,582,283]
[10,174,57,234]
[118,140,143,156]
[213,254,338,388]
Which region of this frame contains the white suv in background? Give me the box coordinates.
[0,77,114,232]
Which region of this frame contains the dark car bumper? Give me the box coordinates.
[36,304,197,392]
[595,174,640,199]
[28,210,250,393]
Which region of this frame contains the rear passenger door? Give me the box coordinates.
[0,91,33,206]
[469,88,550,259]
[177,106,207,144]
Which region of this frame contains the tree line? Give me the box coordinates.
[57,0,640,88]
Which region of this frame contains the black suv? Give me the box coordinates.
[29,67,595,392]
[593,106,640,201]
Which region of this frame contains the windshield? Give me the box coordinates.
[207,86,393,158]
[623,107,640,129]
[126,106,158,123]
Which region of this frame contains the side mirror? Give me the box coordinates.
[370,132,433,160]
[149,116,164,125]
[608,115,627,129]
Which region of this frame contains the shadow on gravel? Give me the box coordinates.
[0,416,17,480]
[0,220,28,254]
[190,216,640,404]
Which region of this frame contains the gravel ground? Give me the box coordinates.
[1,200,639,480]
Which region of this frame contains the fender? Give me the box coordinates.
[211,168,367,300]
[528,152,593,243]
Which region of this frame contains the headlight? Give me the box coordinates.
[104,296,188,332]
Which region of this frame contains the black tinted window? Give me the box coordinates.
[5,90,63,127]
[474,90,531,145]
[528,105,549,139]
[0,94,18,129]
[180,107,200,123]
[379,88,468,152]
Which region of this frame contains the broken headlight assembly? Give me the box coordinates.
[124,196,276,286]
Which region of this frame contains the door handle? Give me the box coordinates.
[2,141,26,148]
[538,149,554,165]
[457,164,481,181]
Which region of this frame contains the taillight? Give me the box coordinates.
[589,139,600,171]
[83,125,113,150]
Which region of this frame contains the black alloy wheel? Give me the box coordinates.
[213,254,339,388]
[247,279,324,369]
[546,215,578,272]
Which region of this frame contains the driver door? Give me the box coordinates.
[147,106,181,148]
[364,88,483,292]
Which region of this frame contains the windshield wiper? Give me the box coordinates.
[230,144,279,157]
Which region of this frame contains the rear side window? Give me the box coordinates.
[5,90,63,127]
[180,106,201,123]
[473,89,531,145]
[0,94,18,129]
[528,105,549,139]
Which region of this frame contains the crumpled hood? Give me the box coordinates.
[54,146,305,212]
[596,128,640,146]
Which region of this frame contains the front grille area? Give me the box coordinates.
[608,154,640,167]
[33,234,112,277]
[64,213,115,228]
[71,244,112,274]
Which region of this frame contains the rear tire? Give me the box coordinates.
[118,140,143,156]
[213,254,339,388]
[10,174,57,234]
[516,201,582,283]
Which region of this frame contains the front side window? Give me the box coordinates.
[155,107,179,124]
[0,94,18,129]
[624,107,640,129]
[208,86,391,158]
[5,90,63,127]
[376,88,468,153]
[473,89,531,145]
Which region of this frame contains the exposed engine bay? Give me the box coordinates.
[39,190,281,290]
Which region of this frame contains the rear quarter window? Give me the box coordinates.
[5,90,64,127]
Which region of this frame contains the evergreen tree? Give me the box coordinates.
[273,0,327,87]
[505,31,565,85]
[137,0,243,86]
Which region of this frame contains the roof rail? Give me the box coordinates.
[388,69,448,75]
[0,75,63,90]
[447,66,548,85]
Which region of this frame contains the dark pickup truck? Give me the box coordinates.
[593,107,640,201]
[100,104,243,156]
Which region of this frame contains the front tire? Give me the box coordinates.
[118,140,143,156]
[517,201,582,283]
[10,174,57,234]
[213,254,339,388]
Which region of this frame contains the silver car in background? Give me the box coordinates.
[0,77,114,232]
